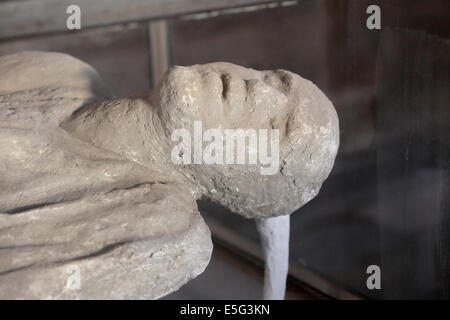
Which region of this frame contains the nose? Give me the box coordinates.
[263,70,294,94]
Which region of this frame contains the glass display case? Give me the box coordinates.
[0,0,448,300]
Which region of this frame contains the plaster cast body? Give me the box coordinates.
[0,51,339,299]
[0,52,212,299]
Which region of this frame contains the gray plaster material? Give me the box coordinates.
[63,62,340,219]
[0,52,212,299]
[0,51,339,299]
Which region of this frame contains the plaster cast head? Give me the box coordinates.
[150,62,340,218]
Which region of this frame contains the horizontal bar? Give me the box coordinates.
[0,0,283,40]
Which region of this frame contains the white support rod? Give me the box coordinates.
[255,214,290,300]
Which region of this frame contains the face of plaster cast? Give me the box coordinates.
[154,63,299,136]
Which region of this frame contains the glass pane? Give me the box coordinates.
[169,0,449,299]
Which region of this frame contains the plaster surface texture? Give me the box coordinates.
[0,51,339,299]
[63,62,340,219]
[0,52,212,299]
